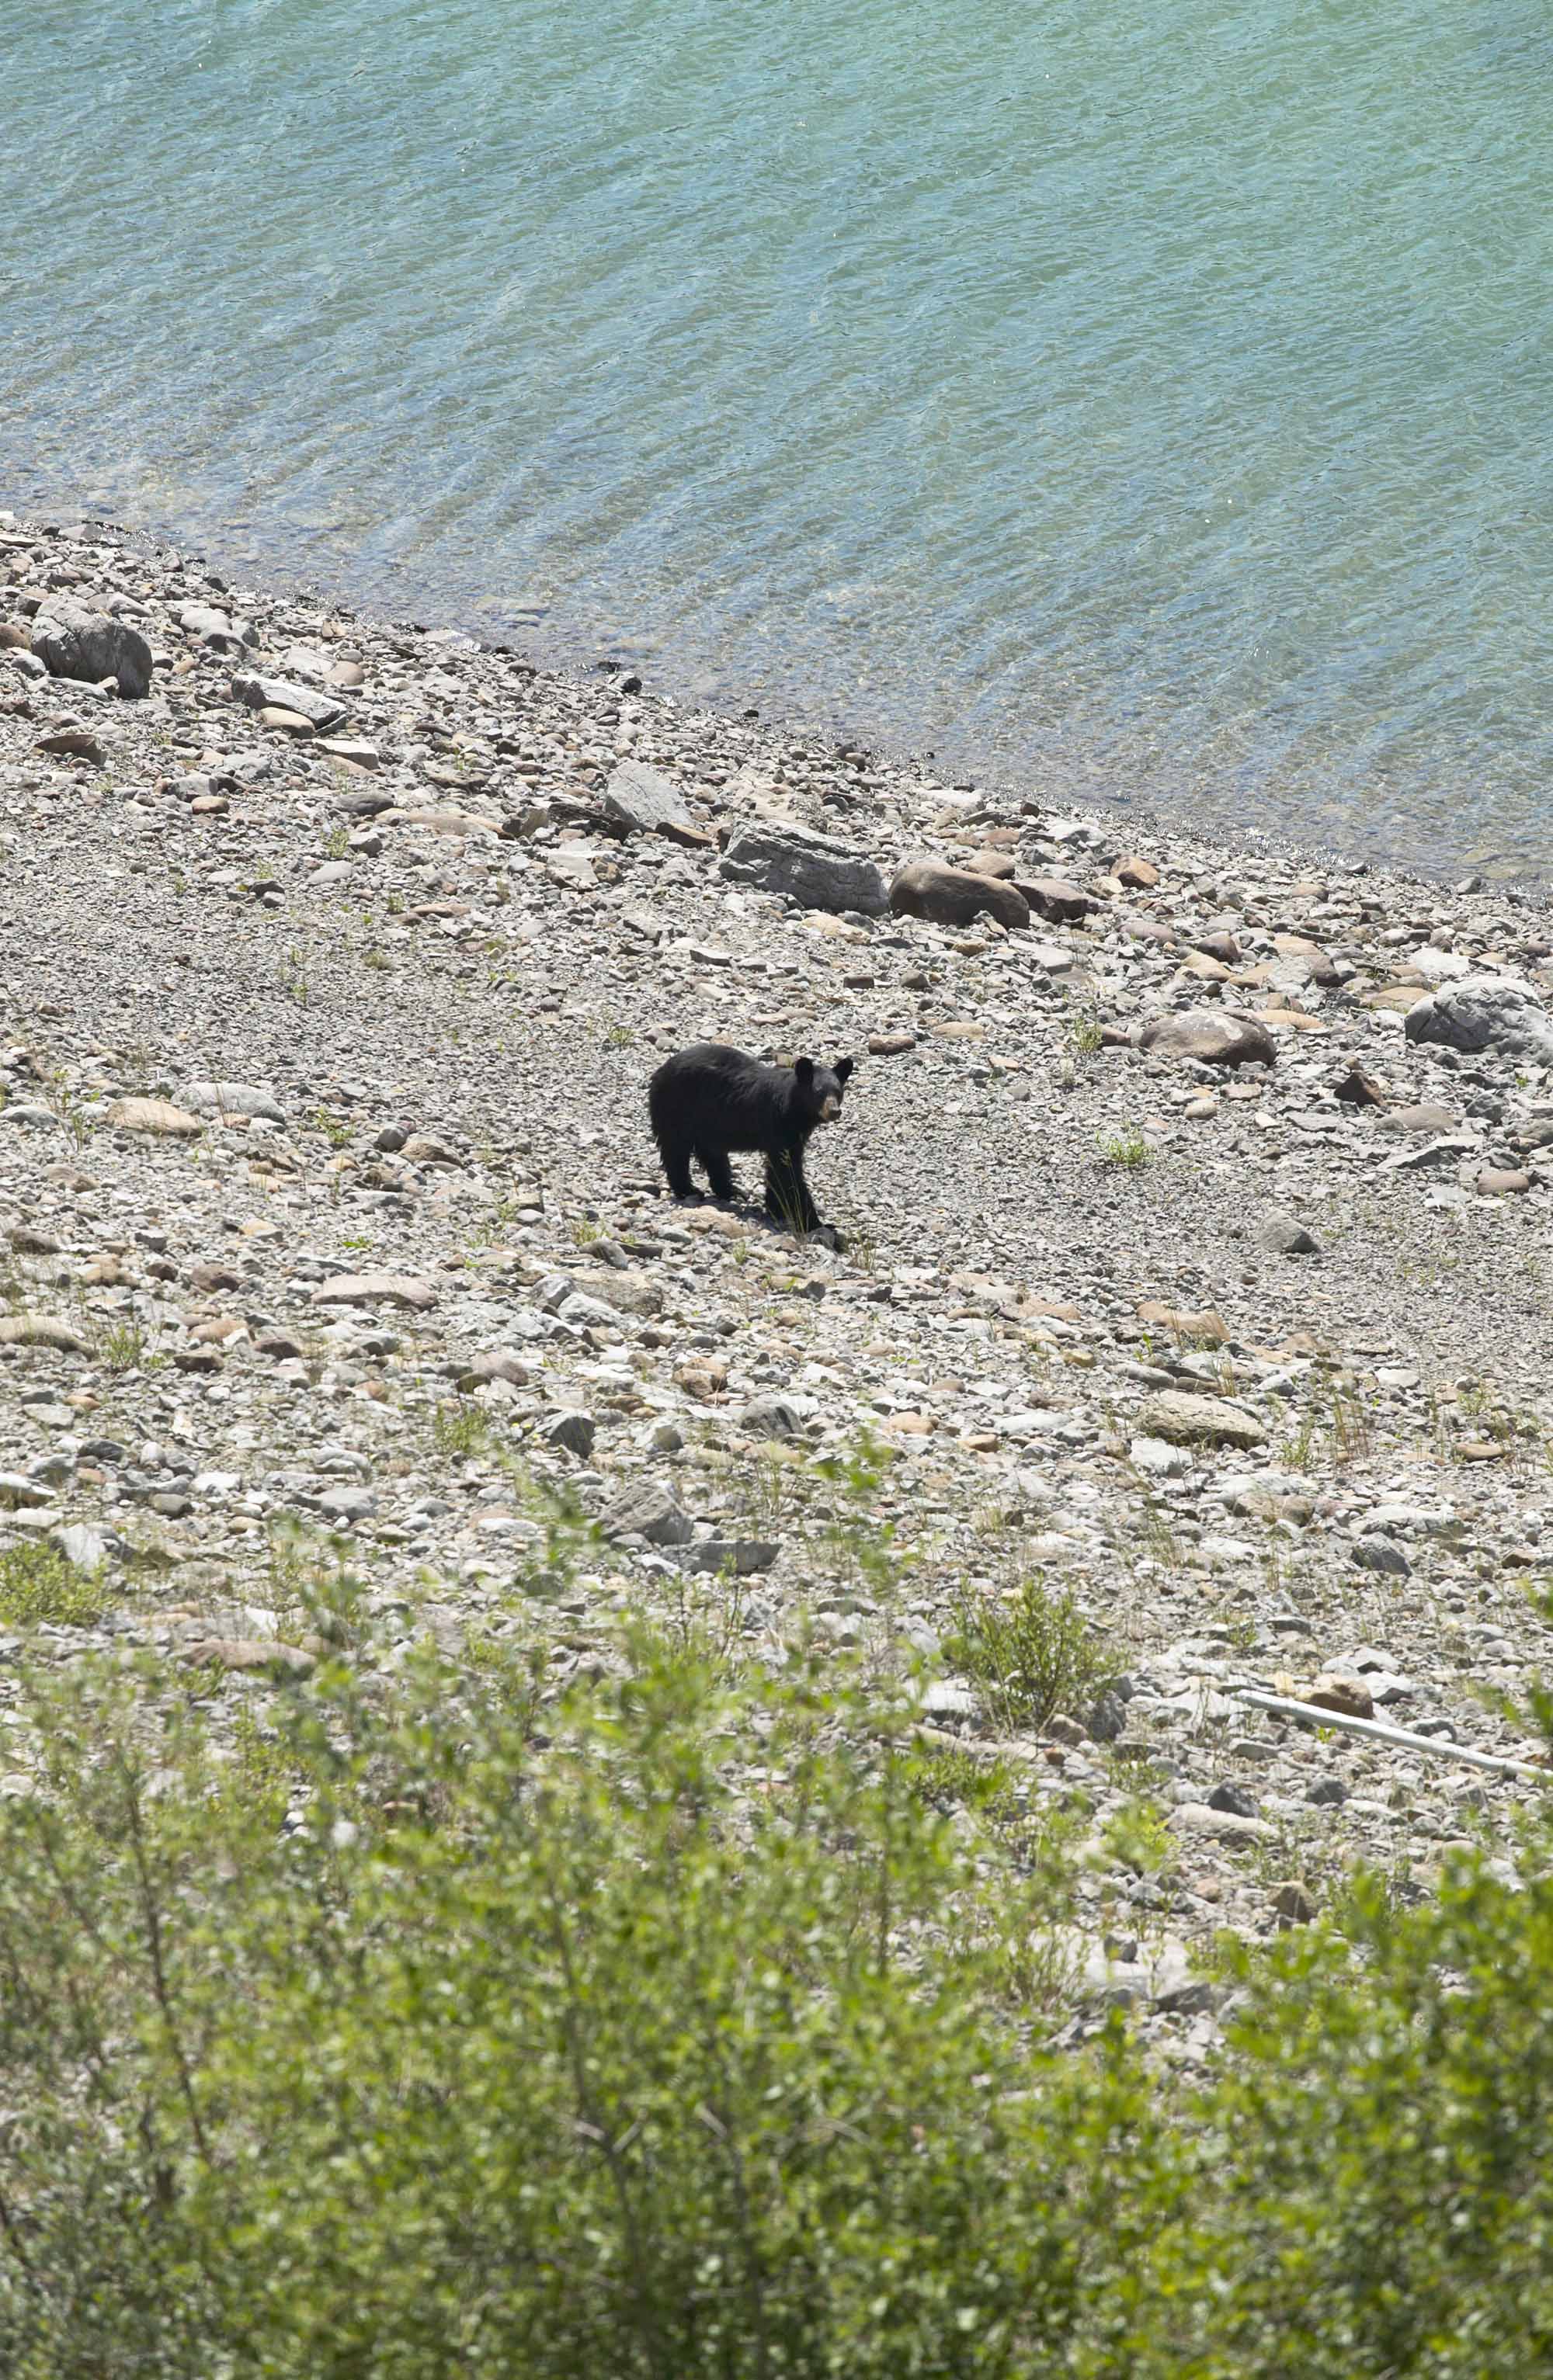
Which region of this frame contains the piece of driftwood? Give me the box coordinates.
[1235,1688,1546,1784]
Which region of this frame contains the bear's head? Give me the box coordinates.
[794,1054,855,1126]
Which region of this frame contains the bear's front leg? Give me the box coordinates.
[765,1148,821,1237]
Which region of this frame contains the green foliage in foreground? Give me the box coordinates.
[0,1625,1551,2378]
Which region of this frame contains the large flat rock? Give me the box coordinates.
[231,672,348,731]
[310,1272,437,1312]
[719,821,887,916]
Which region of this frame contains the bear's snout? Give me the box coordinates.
[820,1094,842,1121]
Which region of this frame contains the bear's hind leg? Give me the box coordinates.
[656,1133,697,1199]
[699,1147,737,1202]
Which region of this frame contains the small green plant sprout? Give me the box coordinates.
[1068,1008,1105,1055]
[1282,1406,1320,1473]
[905,1740,1020,1822]
[96,1317,152,1372]
[211,1707,304,1836]
[44,1073,96,1152]
[433,1401,490,1459]
[263,1517,367,1646]
[845,1222,878,1275]
[1132,1503,1184,1573]
[1096,1125,1152,1169]
[811,1433,905,1601]
[1329,1379,1374,1465]
[1100,1794,1175,1877]
[735,1444,804,1535]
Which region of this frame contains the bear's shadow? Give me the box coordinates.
[657,1184,843,1254]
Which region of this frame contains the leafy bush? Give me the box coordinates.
[0,1634,1140,2379]
[1096,1126,1152,1169]
[432,1399,490,1457]
[5,1551,1553,2375]
[945,1573,1112,1732]
[1110,1841,1553,2377]
[0,1541,104,1628]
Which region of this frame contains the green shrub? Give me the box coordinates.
[97,1317,152,1371]
[1109,1841,1553,2377]
[0,1541,104,1628]
[0,1635,1138,2379]
[432,1399,489,1458]
[5,1556,1553,2375]
[1096,1126,1152,1169]
[945,1573,1112,1733]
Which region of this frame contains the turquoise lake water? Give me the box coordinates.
[5,0,1553,869]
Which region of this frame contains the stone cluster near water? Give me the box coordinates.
[3,504,1553,2052]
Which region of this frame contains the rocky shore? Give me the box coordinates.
[3,501,1553,2048]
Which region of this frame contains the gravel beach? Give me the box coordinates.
[5,501,1553,2049]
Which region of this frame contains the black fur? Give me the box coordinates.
[648,1042,856,1236]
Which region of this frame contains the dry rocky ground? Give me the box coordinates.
[5,502,1553,2056]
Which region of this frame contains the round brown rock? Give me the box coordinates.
[1138,1009,1277,1068]
[1016,874,1096,924]
[888,860,1030,932]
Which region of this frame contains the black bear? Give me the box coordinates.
[648,1042,856,1238]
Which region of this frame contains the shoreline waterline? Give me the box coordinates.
[4,470,1541,898]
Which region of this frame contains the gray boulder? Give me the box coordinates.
[673,1537,779,1575]
[740,1393,806,1439]
[1352,1535,1411,1577]
[1138,1391,1268,1452]
[179,601,255,654]
[539,1409,597,1458]
[1404,976,1553,1067]
[32,612,154,699]
[602,759,702,842]
[889,859,1030,932]
[719,822,887,916]
[1259,1210,1319,1255]
[461,1348,533,1388]
[1378,1134,1478,1176]
[1020,875,1096,924]
[597,1478,694,1546]
[181,1080,287,1123]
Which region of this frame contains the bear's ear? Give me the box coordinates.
[835,1056,855,1084]
[794,1056,815,1082]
